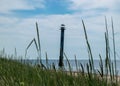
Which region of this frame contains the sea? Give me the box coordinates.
[20,59,120,75]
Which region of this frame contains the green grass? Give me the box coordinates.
[0,56,113,86]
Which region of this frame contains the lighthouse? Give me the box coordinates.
[58,24,65,68]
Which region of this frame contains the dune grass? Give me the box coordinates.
[0,56,114,86]
[0,18,119,86]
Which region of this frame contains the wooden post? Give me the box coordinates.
[59,24,65,68]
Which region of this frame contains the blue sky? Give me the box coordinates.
[0,0,120,60]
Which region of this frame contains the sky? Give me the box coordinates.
[0,0,120,60]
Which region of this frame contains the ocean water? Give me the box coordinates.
[21,59,120,75]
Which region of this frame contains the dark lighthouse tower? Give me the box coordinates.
[59,24,65,68]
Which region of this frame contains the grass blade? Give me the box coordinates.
[64,52,72,75]
[45,52,49,69]
[111,17,118,84]
[74,55,78,72]
[82,20,94,73]
[25,38,39,58]
[80,63,84,76]
[36,22,42,62]
[99,54,104,78]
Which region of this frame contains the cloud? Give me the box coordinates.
[69,0,116,10]
[68,0,120,17]
[0,14,82,58]
[0,0,45,14]
[0,0,120,59]
[0,12,120,59]
[0,14,114,59]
